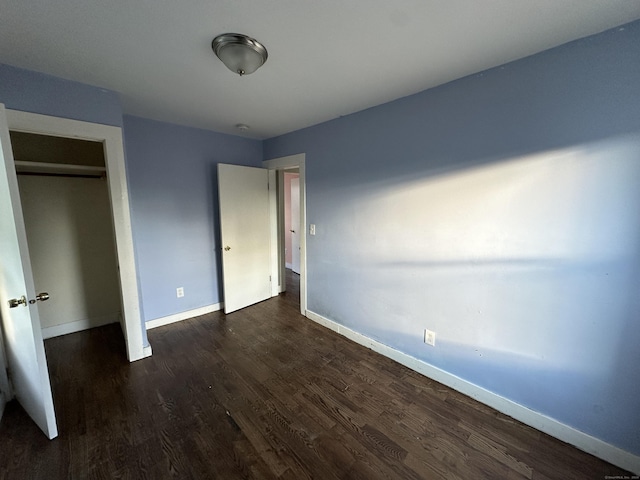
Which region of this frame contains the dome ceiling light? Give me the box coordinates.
[211,33,268,76]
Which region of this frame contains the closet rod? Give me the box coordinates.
[14,160,106,178]
[16,171,105,179]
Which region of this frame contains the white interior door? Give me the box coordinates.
[290,177,301,275]
[0,104,58,439]
[218,163,271,314]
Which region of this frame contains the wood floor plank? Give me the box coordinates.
[0,270,634,479]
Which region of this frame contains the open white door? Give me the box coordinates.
[218,164,271,314]
[0,104,57,439]
[290,177,301,275]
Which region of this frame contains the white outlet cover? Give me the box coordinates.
[424,329,436,346]
[177,287,184,298]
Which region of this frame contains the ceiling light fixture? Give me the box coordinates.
[212,33,268,76]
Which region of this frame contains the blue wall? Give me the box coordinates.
[0,64,265,346]
[0,64,122,127]
[0,64,264,341]
[265,22,640,455]
[122,116,263,321]
[0,63,151,344]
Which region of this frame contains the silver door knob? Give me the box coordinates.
[28,292,51,305]
[8,295,27,308]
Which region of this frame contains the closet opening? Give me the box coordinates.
[10,131,123,341]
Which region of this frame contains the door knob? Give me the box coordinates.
[224,246,231,251]
[290,230,295,233]
[8,293,50,307]
[8,296,27,308]
[28,292,50,304]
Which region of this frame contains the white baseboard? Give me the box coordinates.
[41,313,119,339]
[305,309,640,475]
[142,345,153,358]
[146,303,223,330]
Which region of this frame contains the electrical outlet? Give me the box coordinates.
[424,329,436,347]
[176,287,184,298]
[309,224,316,235]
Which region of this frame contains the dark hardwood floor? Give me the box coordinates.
[281,268,300,311]
[0,274,633,479]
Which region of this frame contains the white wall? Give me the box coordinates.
[17,175,121,335]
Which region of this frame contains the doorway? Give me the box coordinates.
[286,172,301,275]
[263,153,307,316]
[282,169,301,309]
[5,109,145,361]
[11,132,122,340]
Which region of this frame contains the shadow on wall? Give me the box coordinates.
[308,134,640,454]
[209,162,224,301]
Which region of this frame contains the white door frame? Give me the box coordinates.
[263,153,307,316]
[6,109,146,362]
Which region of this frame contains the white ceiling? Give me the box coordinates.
[1,1,639,139]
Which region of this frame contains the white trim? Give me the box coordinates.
[267,169,280,297]
[41,314,119,339]
[263,154,307,315]
[145,303,223,330]
[263,153,305,170]
[6,110,145,362]
[305,309,640,475]
[277,170,286,294]
[142,345,153,358]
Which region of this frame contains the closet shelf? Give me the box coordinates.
[15,161,106,177]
